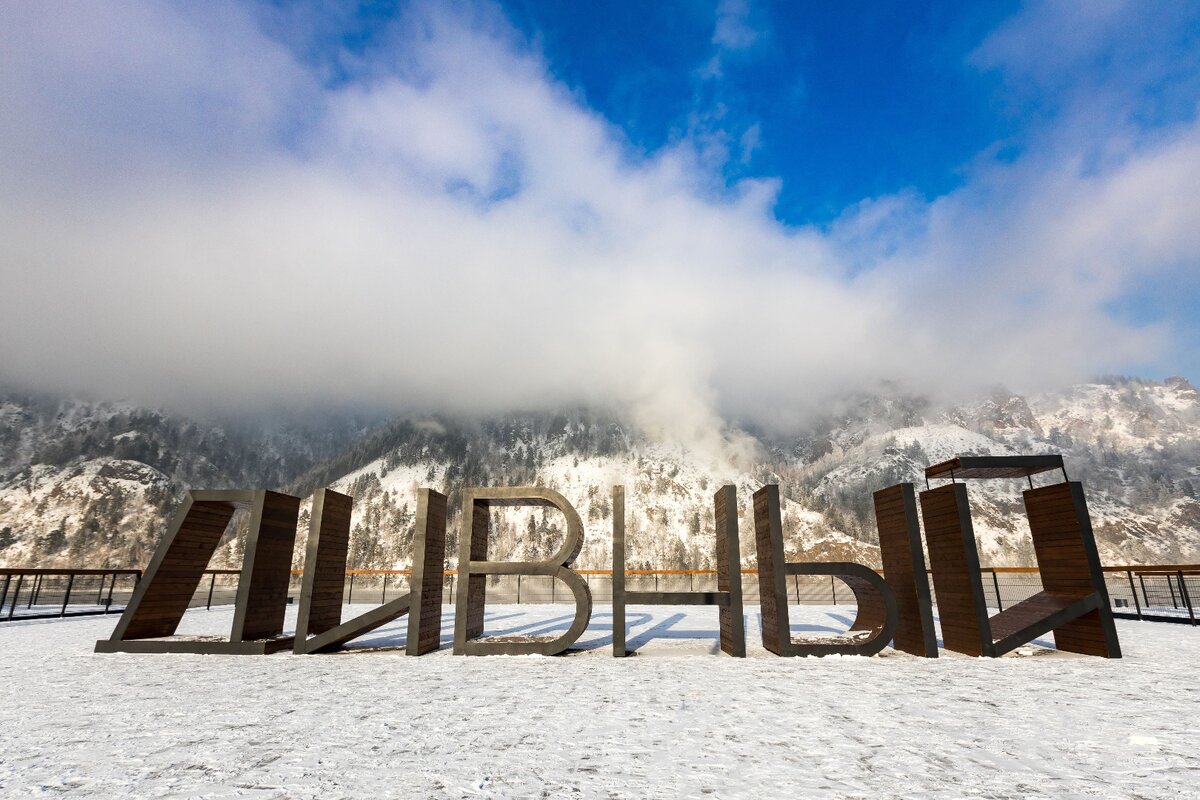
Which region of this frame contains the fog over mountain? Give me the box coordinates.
[2,377,1197,571]
[3,3,1199,445]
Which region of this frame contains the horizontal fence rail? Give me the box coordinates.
[2,564,1196,626]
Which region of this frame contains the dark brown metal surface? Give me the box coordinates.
[925,455,1064,481]
[295,489,353,642]
[611,485,745,657]
[1023,482,1121,657]
[453,487,592,656]
[753,484,897,656]
[919,483,991,656]
[294,488,447,655]
[97,490,300,655]
[873,483,938,657]
[919,476,1122,658]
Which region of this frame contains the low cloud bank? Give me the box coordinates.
[1,2,1197,449]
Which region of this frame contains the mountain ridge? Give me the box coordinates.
[1,377,1197,570]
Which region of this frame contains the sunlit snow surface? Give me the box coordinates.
[1,605,1197,798]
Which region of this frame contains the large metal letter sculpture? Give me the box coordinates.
[453,487,592,655]
[920,455,1121,658]
[293,488,447,654]
[872,484,938,657]
[611,485,746,657]
[96,490,300,654]
[754,484,897,656]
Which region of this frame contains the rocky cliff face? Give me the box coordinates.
[1,377,1197,570]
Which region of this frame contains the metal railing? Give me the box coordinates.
[3,564,1196,625]
[0,569,142,622]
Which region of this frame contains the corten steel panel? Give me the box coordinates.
[754,485,898,657]
[463,501,488,641]
[406,489,448,656]
[116,496,240,640]
[295,489,353,643]
[611,485,626,657]
[1023,482,1121,657]
[784,563,898,656]
[873,484,938,657]
[752,485,789,656]
[97,490,301,655]
[611,485,746,657]
[453,487,592,656]
[231,491,301,642]
[925,455,1064,481]
[294,488,448,655]
[714,485,746,657]
[919,484,992,657]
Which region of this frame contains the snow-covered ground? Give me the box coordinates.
[1,605,1197,798]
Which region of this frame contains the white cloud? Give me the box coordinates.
[712,0,762,51]
[0,0,1195,446]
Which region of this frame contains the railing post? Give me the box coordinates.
[7,575,22,620]
[105,573,116,614]
[29,574,42,609]
[1139,575,1150,608]
[1127,570,1142,619]
[793,573,800,604]
[831,575,837,605]
[551,575,556,604]
[1168,575,1179,608]
[1178,570,1195,626]
[381,574,387,604]
[96,574,106,604]
[60,574,75,617]
[206,572,216,610]
[516,573,521,604]
[348,573,355,604]
[991,570,1004,612]
[0,574,10,612]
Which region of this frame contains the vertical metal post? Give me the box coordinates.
[348,573,355,604]
[60,574,74,617]
[1168,576,1179,608]
[28,574,42,608]
[551,576,556,604]
[831,575,837,605]
[793,573,800,604]
[1127,571,1142,619]
[381,574,387,604]
[991,570,1004,613]
[516,573,521,604]
[7,575,23,619]
[654,573,659,592]
[1139,575,1150,608]
[0,574,10,612]
[206,572,216,610]
[1178,571,1195,626]
[96,574,106,604]
[690,572,694,591]
[104,573,116,614]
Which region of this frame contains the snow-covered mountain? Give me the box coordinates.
[1,377,1198,570]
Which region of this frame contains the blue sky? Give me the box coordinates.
[1,1,1198,435]
[504,1,1021,223]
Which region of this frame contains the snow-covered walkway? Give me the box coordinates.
[1,605,1197,798]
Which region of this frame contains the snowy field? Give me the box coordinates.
[1,605,1198,799]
